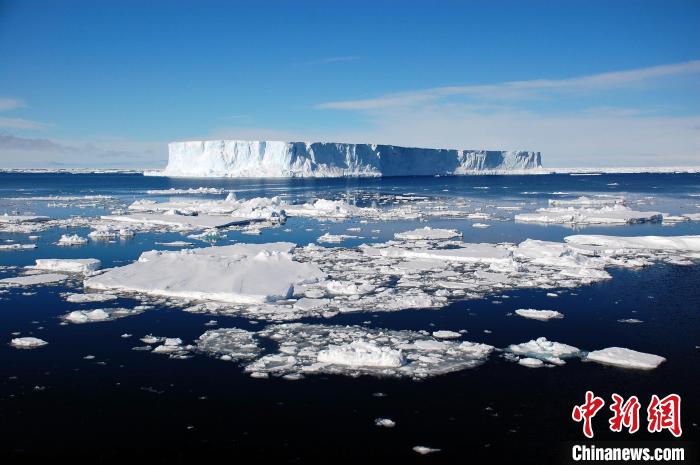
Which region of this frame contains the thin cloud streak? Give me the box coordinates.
[316,60,700,110]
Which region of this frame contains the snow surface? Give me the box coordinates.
[515,205,662,225]
[585,347,666,370]
[0,273,68,286]
[156,140,543,178]
[394,227,462,241]
[31,258,101,273]
[85,243,325,304]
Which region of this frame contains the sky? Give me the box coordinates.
[0,0,699,168]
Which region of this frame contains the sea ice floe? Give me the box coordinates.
[518,357,545,368]
[146,187,225,195]
[0,243,36,250]
[102,213,250,230]
[63,308,143,324]
[196,328,262,361]
[0,273,68,286]
[63,292,118,303]
[56,234,88,246]
[10,337,48,348]
[85,242,324,304]
[432,330,462,339]
[243,324,494,380]
[584,347,666,370]
[374,418,396,428]
[548,196,625,207]
[30,258,101,273]
[506,337,581,365]
[413,446,441,455]
[394,227,462,241]
[514,309,564,321]
[515,205,662,225]
[317,233,358,243]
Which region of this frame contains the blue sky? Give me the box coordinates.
[0,0,699,167]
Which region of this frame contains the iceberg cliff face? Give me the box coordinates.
[158,140,543,178]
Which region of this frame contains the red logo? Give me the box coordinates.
[572,392,682,438]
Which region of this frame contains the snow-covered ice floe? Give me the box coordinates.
[85,242,324,304]
[394,227,462,241]
[63,307,144,324]
[241,324,494,380]
[515,205,662,225]
[30,258,101,273]
[10,337,48,349]
[57,234,88,246]
[0,273,68,286]
[79,232,700,321]
[514,309,564,321]
[146,187,225,195]
[506,337,581,365]
[584,347,666,370]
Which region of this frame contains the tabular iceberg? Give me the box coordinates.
[154,140,543,178]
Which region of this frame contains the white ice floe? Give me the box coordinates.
[63,308,143,324]
[394,227,462,241]
[31,258,101,273]
[317,233,358,243]
[472,222,491,228]
[565,235,700,251]
[85,242,324,304]
[514,309,564,321]
[244,323,494,380]
[413,446,441,455]
[0,273,68,286]
[102,213,250,230]
[518,357,545,368]
[515,205,662,225]
[0,214,49,224]
[548,196,625,207]
[584,347,665,370]
[0,243,36,250]
[196,328,262,361]
[506,337,580,365]
[63,292,117,303]
[146,187,225,195]
[10,337,48,348]
[56,234,88,246]
[432,330,462,339]
[318,341,406,367]
[374,418,396,428]
[154,241,193,247]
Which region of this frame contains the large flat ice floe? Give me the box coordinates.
[515,205,662,225]
[584,347,666,370]
[85,243,324,304]
[31,258,101,273]
[80,232,700,321]
[153,140,543,178]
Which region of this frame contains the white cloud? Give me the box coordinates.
[316,60,700,110]
[0,97,25,112]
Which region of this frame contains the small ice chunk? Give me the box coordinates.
[413,446,441,455]
[57,234,88,246]
[514,309,564,321]
[318,341,406,368]
[10,337,48,348]
[432,330,462,339]
[518,357,545,368]
[374,418,396,428]
[394,227,462,241]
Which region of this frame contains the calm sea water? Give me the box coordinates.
[1,173,698,464]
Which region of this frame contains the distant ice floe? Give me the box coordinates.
[57,234,88,246]
[10,337,48,348]
[63,292,118,303]
[146,187,225,195]
[63,307,143,324]
[514,309,564,321]
[196,328,262,361]
[584,347,666,370]
[394,227,462,241]
[515,205,662,225]
[30,258,101,273]
[0,243,36,251]
[0,273,68,286]
[317,233,359,244]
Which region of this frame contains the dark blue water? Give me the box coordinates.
[1,173,698,464]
